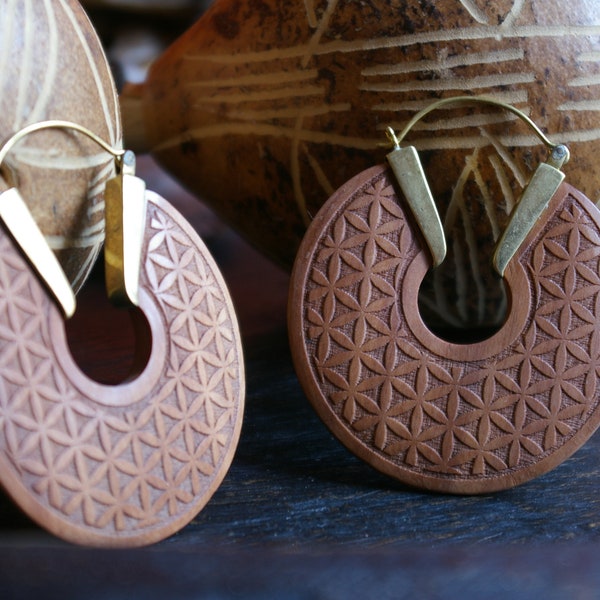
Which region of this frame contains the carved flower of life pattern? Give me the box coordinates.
[0,194,243,543]
[298,168,600,491]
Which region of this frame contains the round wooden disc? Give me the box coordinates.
[289,164,600,494]
[0,191,244,546]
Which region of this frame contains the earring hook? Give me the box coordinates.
[0,120,125,169]
[0,121,137,318]
[388,95,569,162]
[384,95,570,275]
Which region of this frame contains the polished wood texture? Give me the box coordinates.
[2,159,600,597]
[289,164,600,493]
[0,190,244,547]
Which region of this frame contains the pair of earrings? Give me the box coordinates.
[1,96,598,545]
[289,96,600,494]
[0,122,244,547]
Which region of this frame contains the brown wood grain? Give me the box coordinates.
[0,188,244,547]
[289,164,600,493]
[2,158,600,598]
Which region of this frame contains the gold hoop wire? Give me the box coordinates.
[385,95,569,165]
[0,120,124,169]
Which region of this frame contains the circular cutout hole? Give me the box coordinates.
[417,268,509,344]
[65,277,152,386]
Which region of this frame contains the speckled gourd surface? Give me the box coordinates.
[0,0,121,290]
[128,0,600,329]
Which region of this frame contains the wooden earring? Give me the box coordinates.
[289,96,600,494]
[0,122,244,545]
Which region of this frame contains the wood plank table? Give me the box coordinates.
[1,158,600,599]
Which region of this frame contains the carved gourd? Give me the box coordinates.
[124,0,600,328]
[0,0,120,289]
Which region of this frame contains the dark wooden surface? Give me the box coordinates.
[2,158,600,599]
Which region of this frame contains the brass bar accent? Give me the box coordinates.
[493,161,565,277]
[0,119,126,317]
[0,187,76,318]
[384,97,571,277]
[0,119,151,313]
[104,150,147,307]
[387,144,446,267]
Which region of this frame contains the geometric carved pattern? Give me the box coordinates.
[0,192,244,546]
[290,165,600,493]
